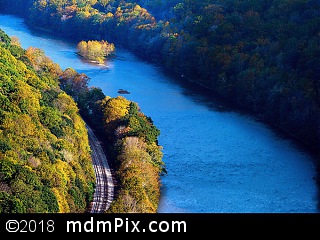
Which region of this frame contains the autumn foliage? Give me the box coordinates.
[1,0,317,151]
[77,40,115,64]
[1,0,319,210]
[95,96,165,213]
[0,30,95,213]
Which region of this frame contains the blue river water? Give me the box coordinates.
[0,14,318,213]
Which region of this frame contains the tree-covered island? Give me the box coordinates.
[77,40,115,64]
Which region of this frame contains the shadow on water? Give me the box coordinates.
[316,164,320,212]
[160,70,320,212]
[2,13,319,212]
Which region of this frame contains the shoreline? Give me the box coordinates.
[7,12,319,157]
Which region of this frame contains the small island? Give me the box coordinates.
[77,39,115,64]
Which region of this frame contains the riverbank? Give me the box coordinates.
[2,13,318,213]
[11,12,319,158]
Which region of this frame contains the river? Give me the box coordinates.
[0,14,318,213]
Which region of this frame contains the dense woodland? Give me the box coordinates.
[58,61,165,213]
[0,28,164,213]
[0,29,95,213]
[0,0,319,211]
[97,96,165,213]
[0,0,318,154]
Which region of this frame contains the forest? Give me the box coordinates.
[0,0,318,154]
[0,29,95,213]
[0,28,165,213]
[58,65,166,213]
[0,0,319,212]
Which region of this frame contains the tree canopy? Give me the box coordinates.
[77,39,115,64]
[0,29,95,213]
[1,0,318,152]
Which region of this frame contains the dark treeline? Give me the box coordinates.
[0,1,319,152]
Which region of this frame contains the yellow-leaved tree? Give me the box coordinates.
[77,40,115,64]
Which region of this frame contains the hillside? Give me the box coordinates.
[0,29,95,213]
[0,0,318,152]
[0,27,165,213]
[0,0,319,213]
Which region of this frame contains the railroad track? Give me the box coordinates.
[86,124,114,213]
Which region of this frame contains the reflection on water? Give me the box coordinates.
[0,13,318,213]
